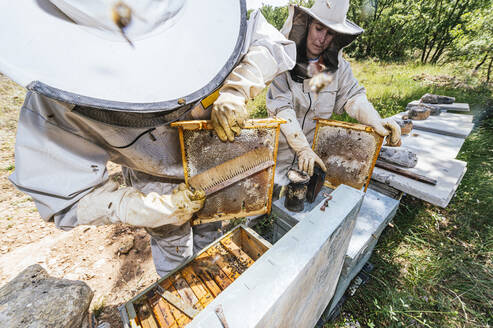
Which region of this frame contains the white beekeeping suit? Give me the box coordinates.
[0,0,295,276]
[267,0,401,185]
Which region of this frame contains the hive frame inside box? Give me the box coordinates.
[119,225,272,328]
[171,118,285,225]
[312,119,384,192]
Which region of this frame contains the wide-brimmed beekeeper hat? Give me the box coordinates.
[0,0,247,112]
[281,0,363,50]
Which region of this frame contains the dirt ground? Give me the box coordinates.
[0,74,160,328]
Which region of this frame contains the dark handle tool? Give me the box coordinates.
[375,160,437,185]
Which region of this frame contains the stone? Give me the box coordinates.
[117,234,134,254]
[395,118,413,135]
[407,100,470,112]
[0,264,94,328]
[420,93,455,104]
[408,106,431,120]
[378,146,418,168]
[407,103,441,116]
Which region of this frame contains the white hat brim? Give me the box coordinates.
[298,6,363,36]
[0,0,246,111]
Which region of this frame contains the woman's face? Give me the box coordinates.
[306,21,334,59]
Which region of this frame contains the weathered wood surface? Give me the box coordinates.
[400,130,465,159]
[407,100,470,112]
[187,185,364,328]
[393,111,473,139]
[372,157,466,208]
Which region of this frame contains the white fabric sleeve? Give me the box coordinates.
[334,58,366,115]
[9,93,109,227]
[223,10,295,100]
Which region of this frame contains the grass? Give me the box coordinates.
[248,60,492,327]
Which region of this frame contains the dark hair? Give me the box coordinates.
[296,18,339,72]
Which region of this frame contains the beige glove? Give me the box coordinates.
[345,95,401,146]
[76,181,205,228]
[278,109,327,176]
[211,90,249,142]
[212,46,278,142]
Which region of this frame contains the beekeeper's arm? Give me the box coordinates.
[335,58,401,146]
[212,10,296,142]
[9,93,204,230]
[266,73,327,177]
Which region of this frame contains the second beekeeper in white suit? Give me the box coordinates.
[267,0,401,185]
[0,0,295,276]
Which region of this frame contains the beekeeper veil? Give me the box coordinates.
[0,0,247,119]
[280,0,363,81]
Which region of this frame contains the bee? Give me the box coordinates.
[111,1,134,47]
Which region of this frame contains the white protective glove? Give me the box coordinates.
[345,94,402,146]
[278,109,327,176]
[76,181,205,228]
[212,46,278,142]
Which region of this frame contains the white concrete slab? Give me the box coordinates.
[372,156,467,208]
[187,185,364,328]
[345,189,400,265]
[401,130,465,160]
[271,189,400,322]
[408,100,470,112]
[393,111,474,138]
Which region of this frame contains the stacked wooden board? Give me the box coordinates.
[372,109,474,207]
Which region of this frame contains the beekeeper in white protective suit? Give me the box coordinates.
[267,0,401,185]
[0,0,295,276]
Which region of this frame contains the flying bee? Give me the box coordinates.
[112,1,134,47]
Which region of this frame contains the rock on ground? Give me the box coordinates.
[0,264,93,328]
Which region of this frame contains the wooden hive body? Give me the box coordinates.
[120,226,271,328]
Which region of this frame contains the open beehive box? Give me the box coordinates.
[171,118,285,225]
[312,119,383,191]
[119,225,271,328]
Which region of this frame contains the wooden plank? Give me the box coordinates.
[392,111,474,138]
[172,275,202,310]
[162,279,191,327]
[240,228,269,260]
[205,244,245,281]
[400,130,465,160]
[220,236,255,268]
[180,265,215,308]
[149,296,178,328]
[189,257,222,297]
[408,100,470,112]
[137,302,159,328]
[193,253,233,290]
[372,158,467,208]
